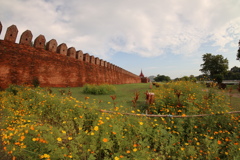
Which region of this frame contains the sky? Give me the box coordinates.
[0,0,240,79]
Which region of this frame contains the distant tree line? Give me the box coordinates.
[152,65,240,83]
[152,48,240,82]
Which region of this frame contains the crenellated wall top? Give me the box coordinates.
[0,21,139,77]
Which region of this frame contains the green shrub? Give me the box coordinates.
[5,85,23,95]
[83,84,116,95]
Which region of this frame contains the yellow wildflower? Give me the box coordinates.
[40,154,50,159]
[94,126,99,131]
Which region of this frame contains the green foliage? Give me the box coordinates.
[213,74,223,83]
[154,74,171,82]
[83,84,116,95]
[200,53,228,79]
[225,66,240,80]
[5,85,22,95]
[230,66,240,73]
[225,71,240,80]
[175,75,197,82]
[0,84,239,159]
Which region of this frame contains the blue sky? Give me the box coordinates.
[0,0,240,79]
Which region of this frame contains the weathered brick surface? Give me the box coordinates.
[19,30,33,46]
[95,57,100,65]
[34,35,46,49]
[76,50,83,60]
[0,40,140,89]
[83,53,90,62]
[57,43,67,55]
[0,22,140,89]
[4,25,18,42]
[46,39,58,52]
[67,47,76,58]
[90,55,95,64]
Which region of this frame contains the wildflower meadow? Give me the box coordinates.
[0,82,239,159]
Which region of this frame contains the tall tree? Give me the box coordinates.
[200,53,228,79]
[154,74,171,82]
[230,66,240,73]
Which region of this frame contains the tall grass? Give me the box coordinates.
[82,84,116,95]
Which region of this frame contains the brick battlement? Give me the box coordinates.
[0,21,141,89]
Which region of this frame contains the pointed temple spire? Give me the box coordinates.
[139,69,145,78]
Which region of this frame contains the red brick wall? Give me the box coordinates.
[0,40,141,89]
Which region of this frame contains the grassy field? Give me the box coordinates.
[50,83,240,111]
[230,97,240,110]
[226,84,240,111]
[50,83,152,112]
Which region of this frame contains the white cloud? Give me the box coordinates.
[209,18,240,53]
[0,0,240,59]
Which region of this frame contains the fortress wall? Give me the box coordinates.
[0,22,141,89]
